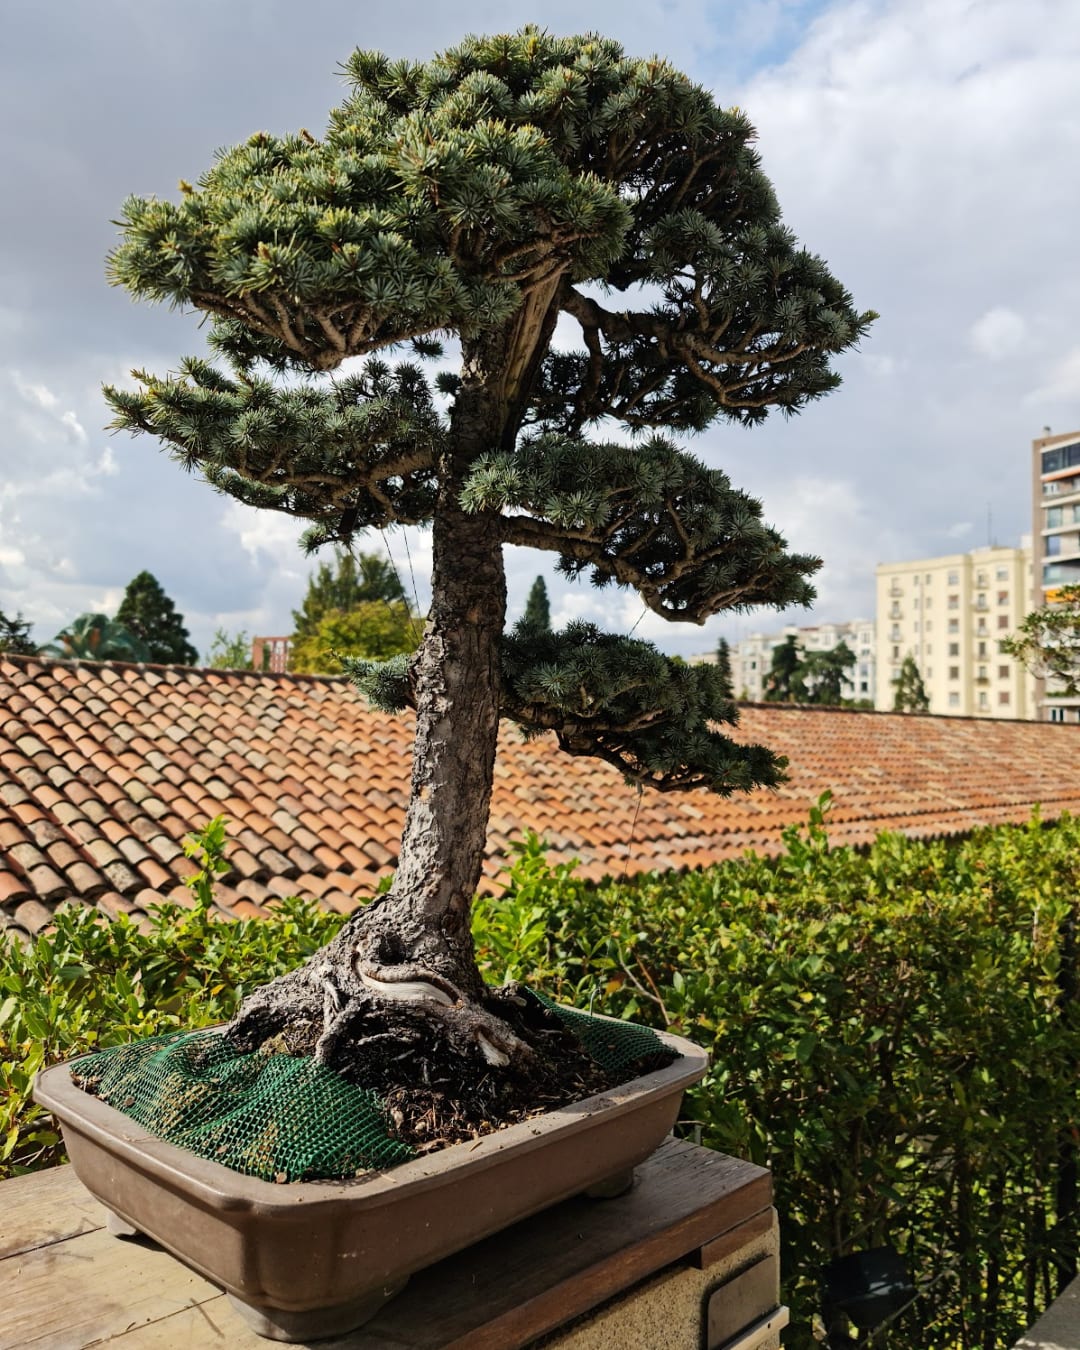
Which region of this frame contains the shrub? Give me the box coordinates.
[5,806,1080,1347]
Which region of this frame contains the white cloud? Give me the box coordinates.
[969,307,1028,361]
[1027,347,1080,406]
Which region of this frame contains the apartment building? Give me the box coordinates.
[874,545,1034,717]
[726,620,876,703]
[1030,427,1080,721]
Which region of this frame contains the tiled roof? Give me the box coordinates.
[2,654,1080,943]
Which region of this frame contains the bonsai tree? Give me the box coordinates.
[104,29,873,1089]
[892,653,930,713]
[116,570,199,665]
[39,613,151,662]
[1003,585,1080,695]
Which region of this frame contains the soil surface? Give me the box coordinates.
[271,987,677,1155]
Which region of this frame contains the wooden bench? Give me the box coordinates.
[0,1138,786,1349]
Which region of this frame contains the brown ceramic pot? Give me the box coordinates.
[34,1023,707,1343]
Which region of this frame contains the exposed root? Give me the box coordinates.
[220,928,676,1158]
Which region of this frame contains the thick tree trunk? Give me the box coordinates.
[226,328,530,1072]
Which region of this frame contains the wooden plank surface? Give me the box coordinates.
[0,1139,770,1350]
[0,1226,222,1350]
[0,1164,104,1259]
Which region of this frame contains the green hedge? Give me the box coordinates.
[4,802,1080,1347]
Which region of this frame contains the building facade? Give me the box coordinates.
[1030,427,1080,721]
[874,545,1035,718]
[725,620,876,704]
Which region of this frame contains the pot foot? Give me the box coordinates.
[104,1209,140,1239]
[226,1278,408,1343]
[583,1167,635,1200]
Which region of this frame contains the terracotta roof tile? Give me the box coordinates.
[4,655,1080,943]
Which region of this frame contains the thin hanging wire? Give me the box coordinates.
[373,527,424,646]
[619,784,644,882]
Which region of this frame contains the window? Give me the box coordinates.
[977,621,988,636]
[996,567,1008,581]
[977,665,987,680]
[949,692,960,708]
[997,591,1008,605]
[925,620,933,632]
[948,619,959,634]
[949,666,960,680]
[1047,506,1064,527]
[890,627,901,641]
[977,641,987,658]
[976,572,988,588]
[913,597,921,609]
[926,643,933,655]
[998,665,1009,680]
[926,667,933,679]
[998,691,1011,706]
[1047,535,1063,556]
[948,571,959,585]
[1051,707,1066,723]
[859,681,868,694]
[998,615,1009,630]
[948,594,959,609]
[925,596,932,609]
[948,642,959,657]
[925,574,931,584]
[892,645,900,660]
[978,691,989,708]
[1072,504,1080,524]
[749,660,757,670]
[975,593,988,609]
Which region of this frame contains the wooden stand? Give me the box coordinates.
[0,1138,787,1349]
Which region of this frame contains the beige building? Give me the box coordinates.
[1030,427,1080,721]
[874,545,1035,718]
[727,620,876,704]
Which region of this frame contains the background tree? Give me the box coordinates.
[116,570,198,665]
[290,601,420,673]
[39,614,151,663]
[520,575,551,634]
[205,628,254,670]
[104,29,873,1084]
[803,640,855,706]
[764,634,806,703]
[1003,586,1080,696]
[0,610,36,655]
[291,549,406,650]
[714,636,734,700]
[892,653,930,713]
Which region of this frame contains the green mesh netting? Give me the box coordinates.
[70,998,668,1184]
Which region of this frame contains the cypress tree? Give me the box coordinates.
[116,571,198,665]
[104,29,874,1080]
[520,576,552,634]
[714,637,734,699]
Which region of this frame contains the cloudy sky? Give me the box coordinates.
[1,0,1077,662]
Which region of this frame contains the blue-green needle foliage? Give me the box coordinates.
[105,28,874,794]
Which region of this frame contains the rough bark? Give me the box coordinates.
[226,315,566,1082]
